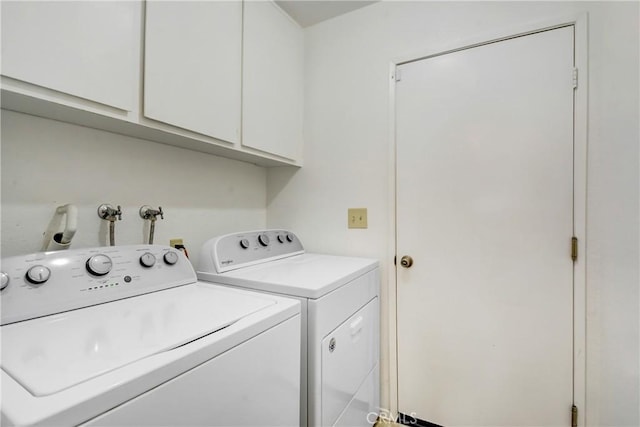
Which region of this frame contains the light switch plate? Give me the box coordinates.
[348,208,368,229]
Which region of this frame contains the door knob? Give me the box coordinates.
[400,255,413,268]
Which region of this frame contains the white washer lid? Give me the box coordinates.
[198,253,378,299]
[1,283,275,396]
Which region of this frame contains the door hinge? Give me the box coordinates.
[572,68,578,89]
[571,237,578,262]
[571,404,578,427]
[395,68,402,82]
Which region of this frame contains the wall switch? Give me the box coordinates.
[348,208,368,229]
[170,238,184,248]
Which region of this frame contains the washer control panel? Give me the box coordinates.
[198,230,304,274]
[0,245,194,325]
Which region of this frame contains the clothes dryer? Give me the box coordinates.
[197,230,380,427]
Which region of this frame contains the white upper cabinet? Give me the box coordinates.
[1,1,137,111]
[1,0,303,167]
[144,1,242,144]
[242,1,304,161]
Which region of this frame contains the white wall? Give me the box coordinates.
[267,1,639,425]
[1,110,267,263]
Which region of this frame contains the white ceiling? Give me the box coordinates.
[275,1,378,28]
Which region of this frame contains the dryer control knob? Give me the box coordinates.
[239,238,250,249]
[258,234,270,247]
[1,272,9,290]
[26,265,51,284]
[277,235,285,243]
[163,251,179,265]
[86,254,113,276]
[140,252,156,268]
[286,233,295,243]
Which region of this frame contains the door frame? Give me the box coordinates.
[387,13,588,425]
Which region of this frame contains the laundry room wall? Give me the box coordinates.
[266,1,639,425]
[1,110,267,263]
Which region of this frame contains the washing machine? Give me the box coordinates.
[0,244,301,426]
[197,230,380,427]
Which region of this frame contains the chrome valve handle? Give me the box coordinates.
[139,206,163,221]
[98,204,122,221]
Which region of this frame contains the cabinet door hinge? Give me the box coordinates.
[571,237,578,262]
[572,68,578,89]
[571,404,578,427]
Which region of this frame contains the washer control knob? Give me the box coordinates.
[140,252,156,268]
[163,251,179,265]
[286,233,295,243]
[277,235,285,243]
[239,238,250,249]
[258,234,270,247]
[26,265,51,284]
[86,254,113,276]
[1,272,10,290]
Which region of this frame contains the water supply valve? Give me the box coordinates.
[139,206,163,221]
[97,204,122,246]
[139,206,164,244]
[98,204,122,221]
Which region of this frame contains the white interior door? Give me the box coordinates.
[395,27,575,426]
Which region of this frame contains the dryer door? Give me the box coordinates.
[321,297,379,426]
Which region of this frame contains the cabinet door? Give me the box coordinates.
[1,1,137,111]
[243,1,303,161]
[144,1,241,144]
